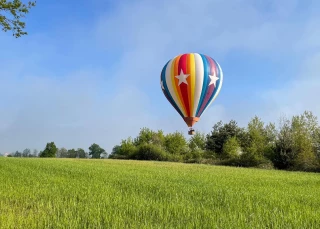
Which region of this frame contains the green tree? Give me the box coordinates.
[76,148,86,158]
[134,128,165,148]
[89,143,106,159]
[273,115,294,169]
[100,151,108,159]
[264,122,277,160]
[189,132,206,152]
[236,116,276,168]
[185,132,207,163]
[246,116,268,157]
[273,111,319,171]
[32,149,38,157]
[22,148,31,157]
[57,147,68,158]
[314,131,320,164]
[0,0,36,38]
[109,145,122,159]
[164,131,188,156]
[300,111,320,162]
[67,149,77,158]
[13,150,21,157]
[290,112,318,171]
[39,142,57,158]
[222,136,242,159]
[206,120,248,156]
[109,137,137,159]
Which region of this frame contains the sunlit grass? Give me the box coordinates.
[0,157,319,228]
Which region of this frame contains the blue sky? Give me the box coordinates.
[0,0,320,154]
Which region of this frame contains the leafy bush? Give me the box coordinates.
[218,152,274,169]
[166,153,183,162]
[130,143,168,161]
[184,148,205,163]
[109,138,138,159]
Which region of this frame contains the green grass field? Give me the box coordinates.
[0,158,319,229]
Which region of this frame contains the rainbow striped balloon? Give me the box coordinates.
[160,53,223,127]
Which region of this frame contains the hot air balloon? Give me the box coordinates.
[160,53,223,135]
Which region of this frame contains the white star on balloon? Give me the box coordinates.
[208,72,219,86]
[160,80,165,90]
[175,69,189,86]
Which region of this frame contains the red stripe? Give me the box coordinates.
[178,54,190,116]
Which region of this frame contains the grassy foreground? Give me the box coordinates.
[0,158,319,229]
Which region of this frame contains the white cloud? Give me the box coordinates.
[0,69,157,153]
[260,52,320,123]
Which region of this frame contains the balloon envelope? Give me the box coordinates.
[160,53,223,127]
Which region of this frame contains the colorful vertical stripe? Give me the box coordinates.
[160,53,223,121]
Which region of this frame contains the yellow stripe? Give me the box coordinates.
[186,54,191,117]
[189,53,195,116]
[171,55,187,116]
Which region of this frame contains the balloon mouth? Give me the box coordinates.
[183,117,200,127]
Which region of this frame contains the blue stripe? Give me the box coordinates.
[197,58,222,117]
[161,60,184,118]
[195,54,210,117]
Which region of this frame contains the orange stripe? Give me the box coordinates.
[173,55,187,116]
[171,55,186,116]
[186,54,192,116]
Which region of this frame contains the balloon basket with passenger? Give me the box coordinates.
[188,128,195,135]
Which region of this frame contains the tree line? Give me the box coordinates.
[2,143,107,159]
[109,110,320,172]
[2,110,320,173]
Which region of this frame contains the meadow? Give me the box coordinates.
[0,157,319,229]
